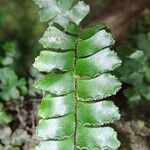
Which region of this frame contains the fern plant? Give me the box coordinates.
[33,0,122,149]
[116,49,150,106]
[0,42,27,101]
[0,67,27,101]
[0,42,28,125]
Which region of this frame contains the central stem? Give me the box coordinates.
[74,78,77,149]
[74,42,78,150]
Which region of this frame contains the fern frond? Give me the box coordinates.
[33,0,122,149]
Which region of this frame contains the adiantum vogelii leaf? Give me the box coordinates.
[78,101,120,126]
[39,26,77,50]
[76,125,120,150]
[76,48,121,78]
[77,29,115,58]
[68,1,90,25]
[33,0,122,149]
[77,73,121,101]
[81,24,106,40]
[33,50,74,72]
[38,93,74,118]
[36,114,74,141]
[34,72,74,95]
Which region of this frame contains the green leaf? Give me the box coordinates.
[115,51,145,79]
[0,67,27,101]
[34,72,74,95]
[51,17,81,35]
[34,0,60,22]
[125,72,144,86]
[0,104,11,124]
[118,49,150,105]
[77,125,120,150]
[76,48,121,77]
[33,51,74,72]
[77,73,121,101]
[0,111,11,124]
[17,78,28,95]
[78,101,120,126]
[36,114,74,140]
[77,29,115,58]
[52,14,70,29]
[58,0,74,12]
[81,24,106,40]
[35,138,74,150]
[38,93,74,118]
[53,1,90,27]
[65,22,80,35]
[2,57,14,66]
[68,1,90,25]
[34,0,89,28]
[128,50,147,65]
[39,26,76,50]
[123,72,150,101]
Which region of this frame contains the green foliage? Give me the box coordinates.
[0,42,28,102]
[0,42,18,66]
[33,0,122,149]
[116,12,150,106]
[0,67,27,101]
[0,42,28,125]
[0,103,11,124]
[115,10,150,108]
[116,50,150,106]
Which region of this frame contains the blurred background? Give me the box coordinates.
[0,0,150,149]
